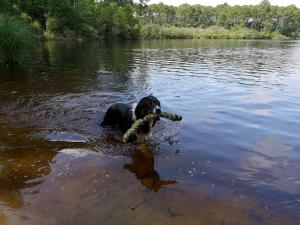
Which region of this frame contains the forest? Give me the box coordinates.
[1,0,300,40]
[1,0,300,63]
[140,1,300,39]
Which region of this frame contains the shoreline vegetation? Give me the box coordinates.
[141,24,288,40]
[0,0,300,63]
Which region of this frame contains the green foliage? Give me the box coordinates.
[1,0,299,42]
[141,24,192,39]
[112,5,140,39]
[43,30,58,40]
[0,0,16,15]
[141,24,283,40]
[47,0,83,35]
[46,17,62,35]
[96,3,140,39]
[138,3,300,39]
[31,20,42,32]
[44,0,139,39]
[0,16,33,64]
[20,12,32,23]
[271,32,289,40]
[15,0,48,28]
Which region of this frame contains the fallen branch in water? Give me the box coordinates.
[123,112,182,143]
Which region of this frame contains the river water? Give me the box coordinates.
[0,40,300,225]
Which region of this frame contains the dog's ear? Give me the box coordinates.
[148,95,160,106]
[134,105,145,119]
[156,99,161,107]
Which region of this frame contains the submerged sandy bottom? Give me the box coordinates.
[0,146,297,225]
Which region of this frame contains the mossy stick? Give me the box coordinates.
[123,114,159,142]
[160,111,182,121]
[123,112,182,142]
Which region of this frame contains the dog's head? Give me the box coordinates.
[134,95,161,119]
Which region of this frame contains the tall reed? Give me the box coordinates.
[0,16,33,64]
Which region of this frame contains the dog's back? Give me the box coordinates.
[101,103,134,132]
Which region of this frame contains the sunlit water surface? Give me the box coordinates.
[1,40,300,225]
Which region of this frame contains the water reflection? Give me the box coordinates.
[1,39,300,224]
[124,144,177,192]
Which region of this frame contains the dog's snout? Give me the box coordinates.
[155,108,161,114]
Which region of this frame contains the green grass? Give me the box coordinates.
[141,24,290,40]
[0,16,33,64]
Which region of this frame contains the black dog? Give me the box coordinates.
[101,95,161,142]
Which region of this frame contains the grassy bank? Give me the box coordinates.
[141,24,290,40]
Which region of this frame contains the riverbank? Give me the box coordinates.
[141,24,290,40]
[2,1,299,44]
[43,25,291,41]
[42,24,291,41]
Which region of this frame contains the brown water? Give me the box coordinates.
[1,40,300,225]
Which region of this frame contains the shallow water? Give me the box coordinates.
[1,40,300,225]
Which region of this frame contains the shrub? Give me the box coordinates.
[0,16,33,64]
[20,13,32,23]
[46,17,62,34]
[31,20,42,32]
[43,30,57,40]
[141,24,290,40]
[271,32,290,40]
[78,24,98,39]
